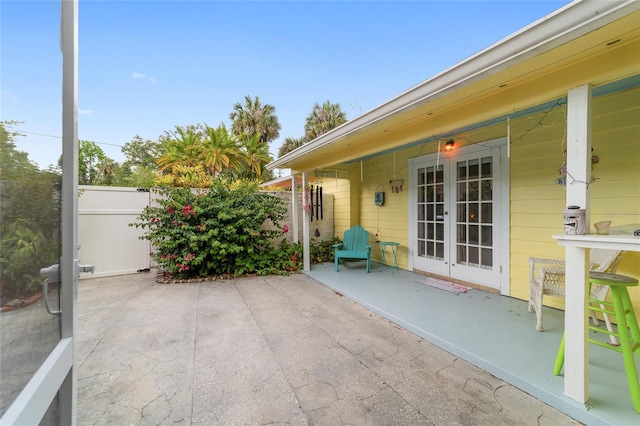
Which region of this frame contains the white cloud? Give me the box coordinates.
[132,72,157,84]
[79,109,94,115]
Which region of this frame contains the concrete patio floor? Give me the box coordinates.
[77,272,579,425]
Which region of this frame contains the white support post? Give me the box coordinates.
[563,84,592,405]
[291,174,299,244]
[302,172,311,271]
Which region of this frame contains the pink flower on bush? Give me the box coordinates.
[181,205,195,217]
[283,224,289,233]
[167,206,175,213]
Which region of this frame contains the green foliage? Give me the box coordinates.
[229,95,281,145]
[131,179,296,278]
[310,237,341,264]
[304,100,347,141]
[79,140,109,185]
[1,122,60,299]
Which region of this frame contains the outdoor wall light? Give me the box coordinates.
[445,140,455,152]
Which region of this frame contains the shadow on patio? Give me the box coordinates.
[306,261,639,426]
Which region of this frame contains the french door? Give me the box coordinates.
[409,140,508,290]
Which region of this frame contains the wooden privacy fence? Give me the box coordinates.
[78,186,334,278]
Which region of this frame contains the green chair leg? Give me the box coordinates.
[554,332,565,376]
[553,272,640,413]
[611,287,640,414]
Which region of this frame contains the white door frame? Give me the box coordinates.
[1,2,78,424]
[408,138,510,295]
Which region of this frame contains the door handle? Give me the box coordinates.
[40,260,95,316]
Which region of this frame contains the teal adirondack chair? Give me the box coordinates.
[333,225,372,273]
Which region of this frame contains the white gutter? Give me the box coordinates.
[268,0,639,171]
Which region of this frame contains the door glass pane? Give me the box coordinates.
[481,157,492,177]
[481,225,493,246]
[417,163,445,260]
[469,246,479,265]
[481,248,493,268]
[418,186,425,203]
[457,224,467,243]
[469,203,479,223]
[457,182,466,201]
[457,245,467,264]
[457,162,466,180]
[468,181,479,201]
[457,203,466,223]
[481,203,492,223]
[469,225,479,245]
[481,180,492,201]
[454,156,493,272]
[1,1,62,419]
[468,159,479,179]
[418,169,425,185]
[436,242,444,259]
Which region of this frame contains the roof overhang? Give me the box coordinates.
[268,0,640,173]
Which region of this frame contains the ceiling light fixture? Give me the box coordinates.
[445,140,455,152]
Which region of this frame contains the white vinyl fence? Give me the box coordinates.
[78,186,334,279]
[78,186,151,278]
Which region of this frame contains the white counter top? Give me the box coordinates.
[554,224,640,250]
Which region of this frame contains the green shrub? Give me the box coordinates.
[309,237,341,264]
[131,179,295,278]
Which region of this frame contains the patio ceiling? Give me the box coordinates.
[268,1,640,173]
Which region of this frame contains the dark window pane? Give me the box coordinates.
[436,223,444,241]
[481,180,492,201]
[427,223,434,240]
[427,204,434,221]
[481,203,492,224]
[481,225,493,246]
[468,159,479,179]
[457,182,466,201]
[426,167,434,184]
[418,222,425,239]
[457,161,467,180]
[469,246,479,265]
[457,224,467,244]
[418,241,425,257]
[482,248,493,268]
[418,169,425,185]
[436,242,444,259]
[457,245,467,264]
[435,184,444,202]
[469,203,479,223]
[469,225,479,245]
[457,203,466,223]
[481,157,492,178]
[468,181,479,201]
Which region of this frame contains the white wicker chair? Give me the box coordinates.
[528,249,625,343]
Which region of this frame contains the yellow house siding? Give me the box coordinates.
[354,151,412,269]
[509,86,640,312]
[315,174,352,238]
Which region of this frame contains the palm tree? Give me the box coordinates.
[304,100,347,141]
[239,133,273,181]
[201,124,242,176]
[277,136,305,158]
[229,95,281,145]
[157,130,201,173]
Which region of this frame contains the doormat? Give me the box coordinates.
[416,277,472,294]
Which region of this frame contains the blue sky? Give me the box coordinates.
[1,0,571,170]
